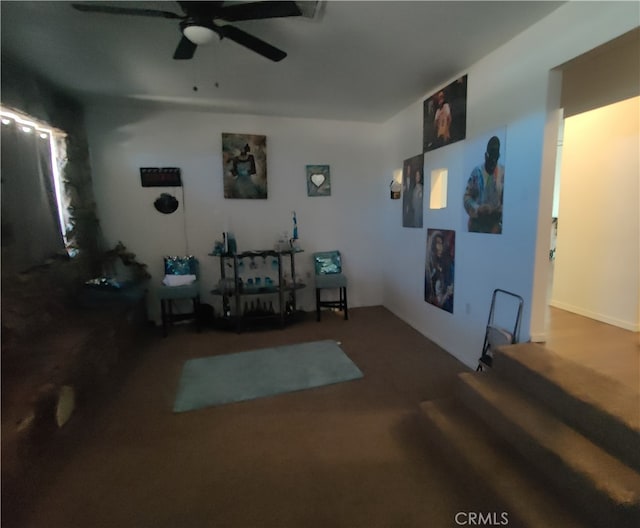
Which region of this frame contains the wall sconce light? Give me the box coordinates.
[390,168,402,199]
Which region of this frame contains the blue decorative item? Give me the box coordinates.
[313,251,342,275]
[227,233,237,254]
[85,277,122,290]
[292,211,298,240]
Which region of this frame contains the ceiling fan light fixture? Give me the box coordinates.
[72,1,301,61]
[183,25,216,45]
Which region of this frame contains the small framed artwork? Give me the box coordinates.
[306,165,331,196]
[425,228,455,313]
[423,75,468,152]
[402,154,424,228]
[140,167,182,187]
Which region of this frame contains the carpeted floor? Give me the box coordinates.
[5,306,508,528]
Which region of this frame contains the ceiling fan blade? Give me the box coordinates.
[71,3,183,19]
[173,36,197,60]
[178,1,224,18]
[219,25,287,62]
[218,1,302,22]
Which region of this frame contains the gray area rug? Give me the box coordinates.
[173,340,363,412]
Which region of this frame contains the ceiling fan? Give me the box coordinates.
[71,1,303,61]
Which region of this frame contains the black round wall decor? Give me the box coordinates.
[154,193,179,214]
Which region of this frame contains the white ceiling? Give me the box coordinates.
[1,1,564,123]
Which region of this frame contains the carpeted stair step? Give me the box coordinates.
[418,398,587,528]
[457,371,640,528]
[492,343,640,472]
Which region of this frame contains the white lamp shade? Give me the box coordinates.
[183,25,216,45]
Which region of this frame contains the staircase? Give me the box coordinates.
[418,343,640,527]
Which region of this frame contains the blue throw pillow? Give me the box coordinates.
[164,256,197,275]
[314,252,342,275]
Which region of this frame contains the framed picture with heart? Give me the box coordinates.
[306,165,331,197]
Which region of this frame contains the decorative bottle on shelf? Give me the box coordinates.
[276,231,289,252]
[223,299,231,318]
[291,211,299,249]
[293,224,298,241]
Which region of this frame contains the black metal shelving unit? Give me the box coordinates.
[209,249,305,332]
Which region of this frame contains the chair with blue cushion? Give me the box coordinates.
[313,251,348,322]
[157,256,200,337]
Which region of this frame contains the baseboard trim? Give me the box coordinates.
[530,332,547,343]
[549,300,639,332]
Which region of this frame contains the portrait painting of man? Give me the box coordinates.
[463,129,507,234]
[423,75,468,152]
[402,154,424,228]
[425,229,455,313]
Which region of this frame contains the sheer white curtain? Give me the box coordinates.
[1,118,66,273]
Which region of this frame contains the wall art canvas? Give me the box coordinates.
[402,153,424,228]
[425,228,455,313]
[463,127,507,234]
[306,165,331,196]
[423,75,468,152]
[222,133,267,199]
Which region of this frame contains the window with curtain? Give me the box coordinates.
[1,108,69,274]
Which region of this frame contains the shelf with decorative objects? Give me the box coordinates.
[209,249,305,332]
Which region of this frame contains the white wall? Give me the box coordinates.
[380,1,639,367]
[84,106,386,322]
[551,96,639,331]
[84,1,638,366]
